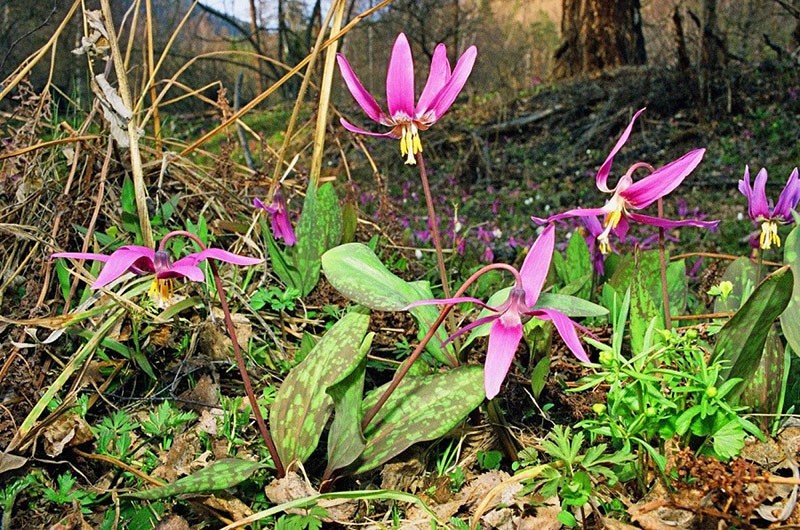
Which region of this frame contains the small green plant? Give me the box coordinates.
[523,426,632,527]
[274,506,328,530]
[94,409,137,461]
[42,472,99,514]
[250,286,301,312]
[140,401,197,448]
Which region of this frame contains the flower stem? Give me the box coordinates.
[657,198,672,330]
[160,231,285,476]
[361,262,521,431]
[416,152,459,347]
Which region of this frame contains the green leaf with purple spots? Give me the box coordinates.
[270,311,370,468]
[350,365,485,474]
[122,459,268,500]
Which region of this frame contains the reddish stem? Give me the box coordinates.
[161,230,285,476]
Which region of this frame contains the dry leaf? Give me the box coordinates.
[43,413,94,457]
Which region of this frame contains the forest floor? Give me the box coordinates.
[1,57,799,529]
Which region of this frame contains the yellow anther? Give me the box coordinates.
[759,221,780,250]
[399,124,421,165]
[148,278,174,308]
[604,209,623,230]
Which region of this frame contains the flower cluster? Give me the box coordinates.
[739,166,800,250]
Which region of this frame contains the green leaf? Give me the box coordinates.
[264,221,302,291]
[351,365,485,474]
[629,255,664,356]
[535,293,608,318]
[712,266,793,396]
[739,325,785,424]
[322,243,454,366]
[781,225,800,355]
[324,336,371,476]
[122,459,268,500]
[322,243,421,311]
[713,257,758,313]
[711,420,746,460]
[292,182,343,296]
[270,311,370,467]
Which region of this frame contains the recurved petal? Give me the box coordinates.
[534,309,590,363]
[416,43,451,116]
[427,45,477,120]
[519,224,554,307]
[51,251,112,262]
[340,118,400,138]
[531,206,610,225]
[93,246,155,288]
[749,167,770,219]
[596,108,646,193]
[738,165,753,201]
[386,33,415,117]
[336,53,387,124]
[621,148,705,209]
[773,167,800,220]
[626,212,719,230]
[192,248,264,266]
[159,264,205,282]
[484,317,523,399]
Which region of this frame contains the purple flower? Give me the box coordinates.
[52,245,262,306]
[738,166,800,249]
[254,191,297,246]
[337,33,477,165]
[533,108,718,254]
[407,225,588,399]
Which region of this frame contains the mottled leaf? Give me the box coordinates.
[351,365,484,474]
[325,337,370,476]
[122,459,268,500]
[293,182,343,296]
[739,325,785,427]
[781,225,800,355]
[322,243,455,366]
[630,255,663,355]
[712,266,793,396]
[270,311,370,467]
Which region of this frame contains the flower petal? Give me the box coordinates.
[596,108,646,192]
[340,118,399,138]
[531,206,610,225]
[336,53,387,124]
[192,248,264,266]
[626,212,720,230]
[534,309,590,363]
[484,317,523,399]
[426,45,477,120]
[93,246,155,288]
[158,264,205,282]
[773,167,800,221]
[519,224,554,307]
[51,251,111,262]
[749,167,771,219]
[416,43,451,116]
[620,148,705,209]
[386,33,415,118]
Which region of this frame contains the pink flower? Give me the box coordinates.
[254,191,297,246]
[337,33,477,165]
[738,166,800,249]
[52,245,262,306]
[407,225,588,399]
[533,109,718,253]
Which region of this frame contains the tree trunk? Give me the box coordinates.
[552,0,646,79]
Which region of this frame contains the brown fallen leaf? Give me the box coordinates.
[43,413,94,457]
[154,515,190,530]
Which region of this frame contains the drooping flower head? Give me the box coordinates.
[407,225,589,399]
[533,108,718,253]
[738,166,800,250]
[254,191,297,246]
[337,33,477,165]
[52,244,262,307]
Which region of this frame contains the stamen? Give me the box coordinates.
[399,124,421,165]
[760,221,780,250]
[603,209,622,230]
[148,278,174,308]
